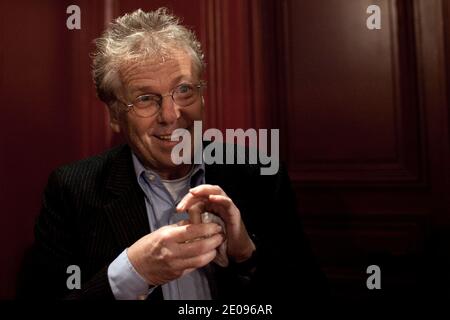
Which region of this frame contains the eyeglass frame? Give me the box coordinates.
[116,81,206,118]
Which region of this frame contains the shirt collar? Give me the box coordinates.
[131,152,205,187]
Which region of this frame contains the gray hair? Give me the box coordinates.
[92,8,205,108]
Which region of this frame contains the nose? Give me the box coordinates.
[157,96,180,124]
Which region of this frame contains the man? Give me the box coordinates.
[19,8,327,300]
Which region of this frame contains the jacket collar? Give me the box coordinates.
[103,145,151,249]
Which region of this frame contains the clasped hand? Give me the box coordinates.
[128,184,255,286]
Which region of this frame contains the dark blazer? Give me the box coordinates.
[18,144,327,300]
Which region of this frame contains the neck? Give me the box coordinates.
[153,164,192,180]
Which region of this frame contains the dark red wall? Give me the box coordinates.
[0,0,449,300]
[0,0,83,298]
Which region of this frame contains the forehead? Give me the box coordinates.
[119,50,197,90]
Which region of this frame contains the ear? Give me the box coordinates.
[107,104,121,133]
[110,118,121,133]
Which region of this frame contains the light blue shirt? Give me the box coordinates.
[107,153,212,300]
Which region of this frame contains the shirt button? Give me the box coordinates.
[148,174,155,181]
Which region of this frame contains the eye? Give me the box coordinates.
[137,95,154,102]
[134,94,159,108]
[176,84,194,95]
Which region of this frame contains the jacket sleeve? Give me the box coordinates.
[17,169,115,300]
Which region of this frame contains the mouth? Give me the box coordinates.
[155,134,174,141]
[152,134,179,149]
[153,129,189,144]
[154,126,192,141]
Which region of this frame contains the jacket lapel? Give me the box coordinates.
[103,145,150,249]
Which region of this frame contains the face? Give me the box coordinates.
[111,50,203,179]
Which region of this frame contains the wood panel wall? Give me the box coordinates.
[0,0,448,300]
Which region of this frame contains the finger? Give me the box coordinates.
[203,195,238,223]
[178,249,218,270]
[189,184,226,197]
[177,233,225,258]
[177,219,190,226]
[176,185,225,212]
[177,192,194,211]
[177,193,208,212]
[207,194,233,209]
[170,222,222,243]
[188,201,205,224]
